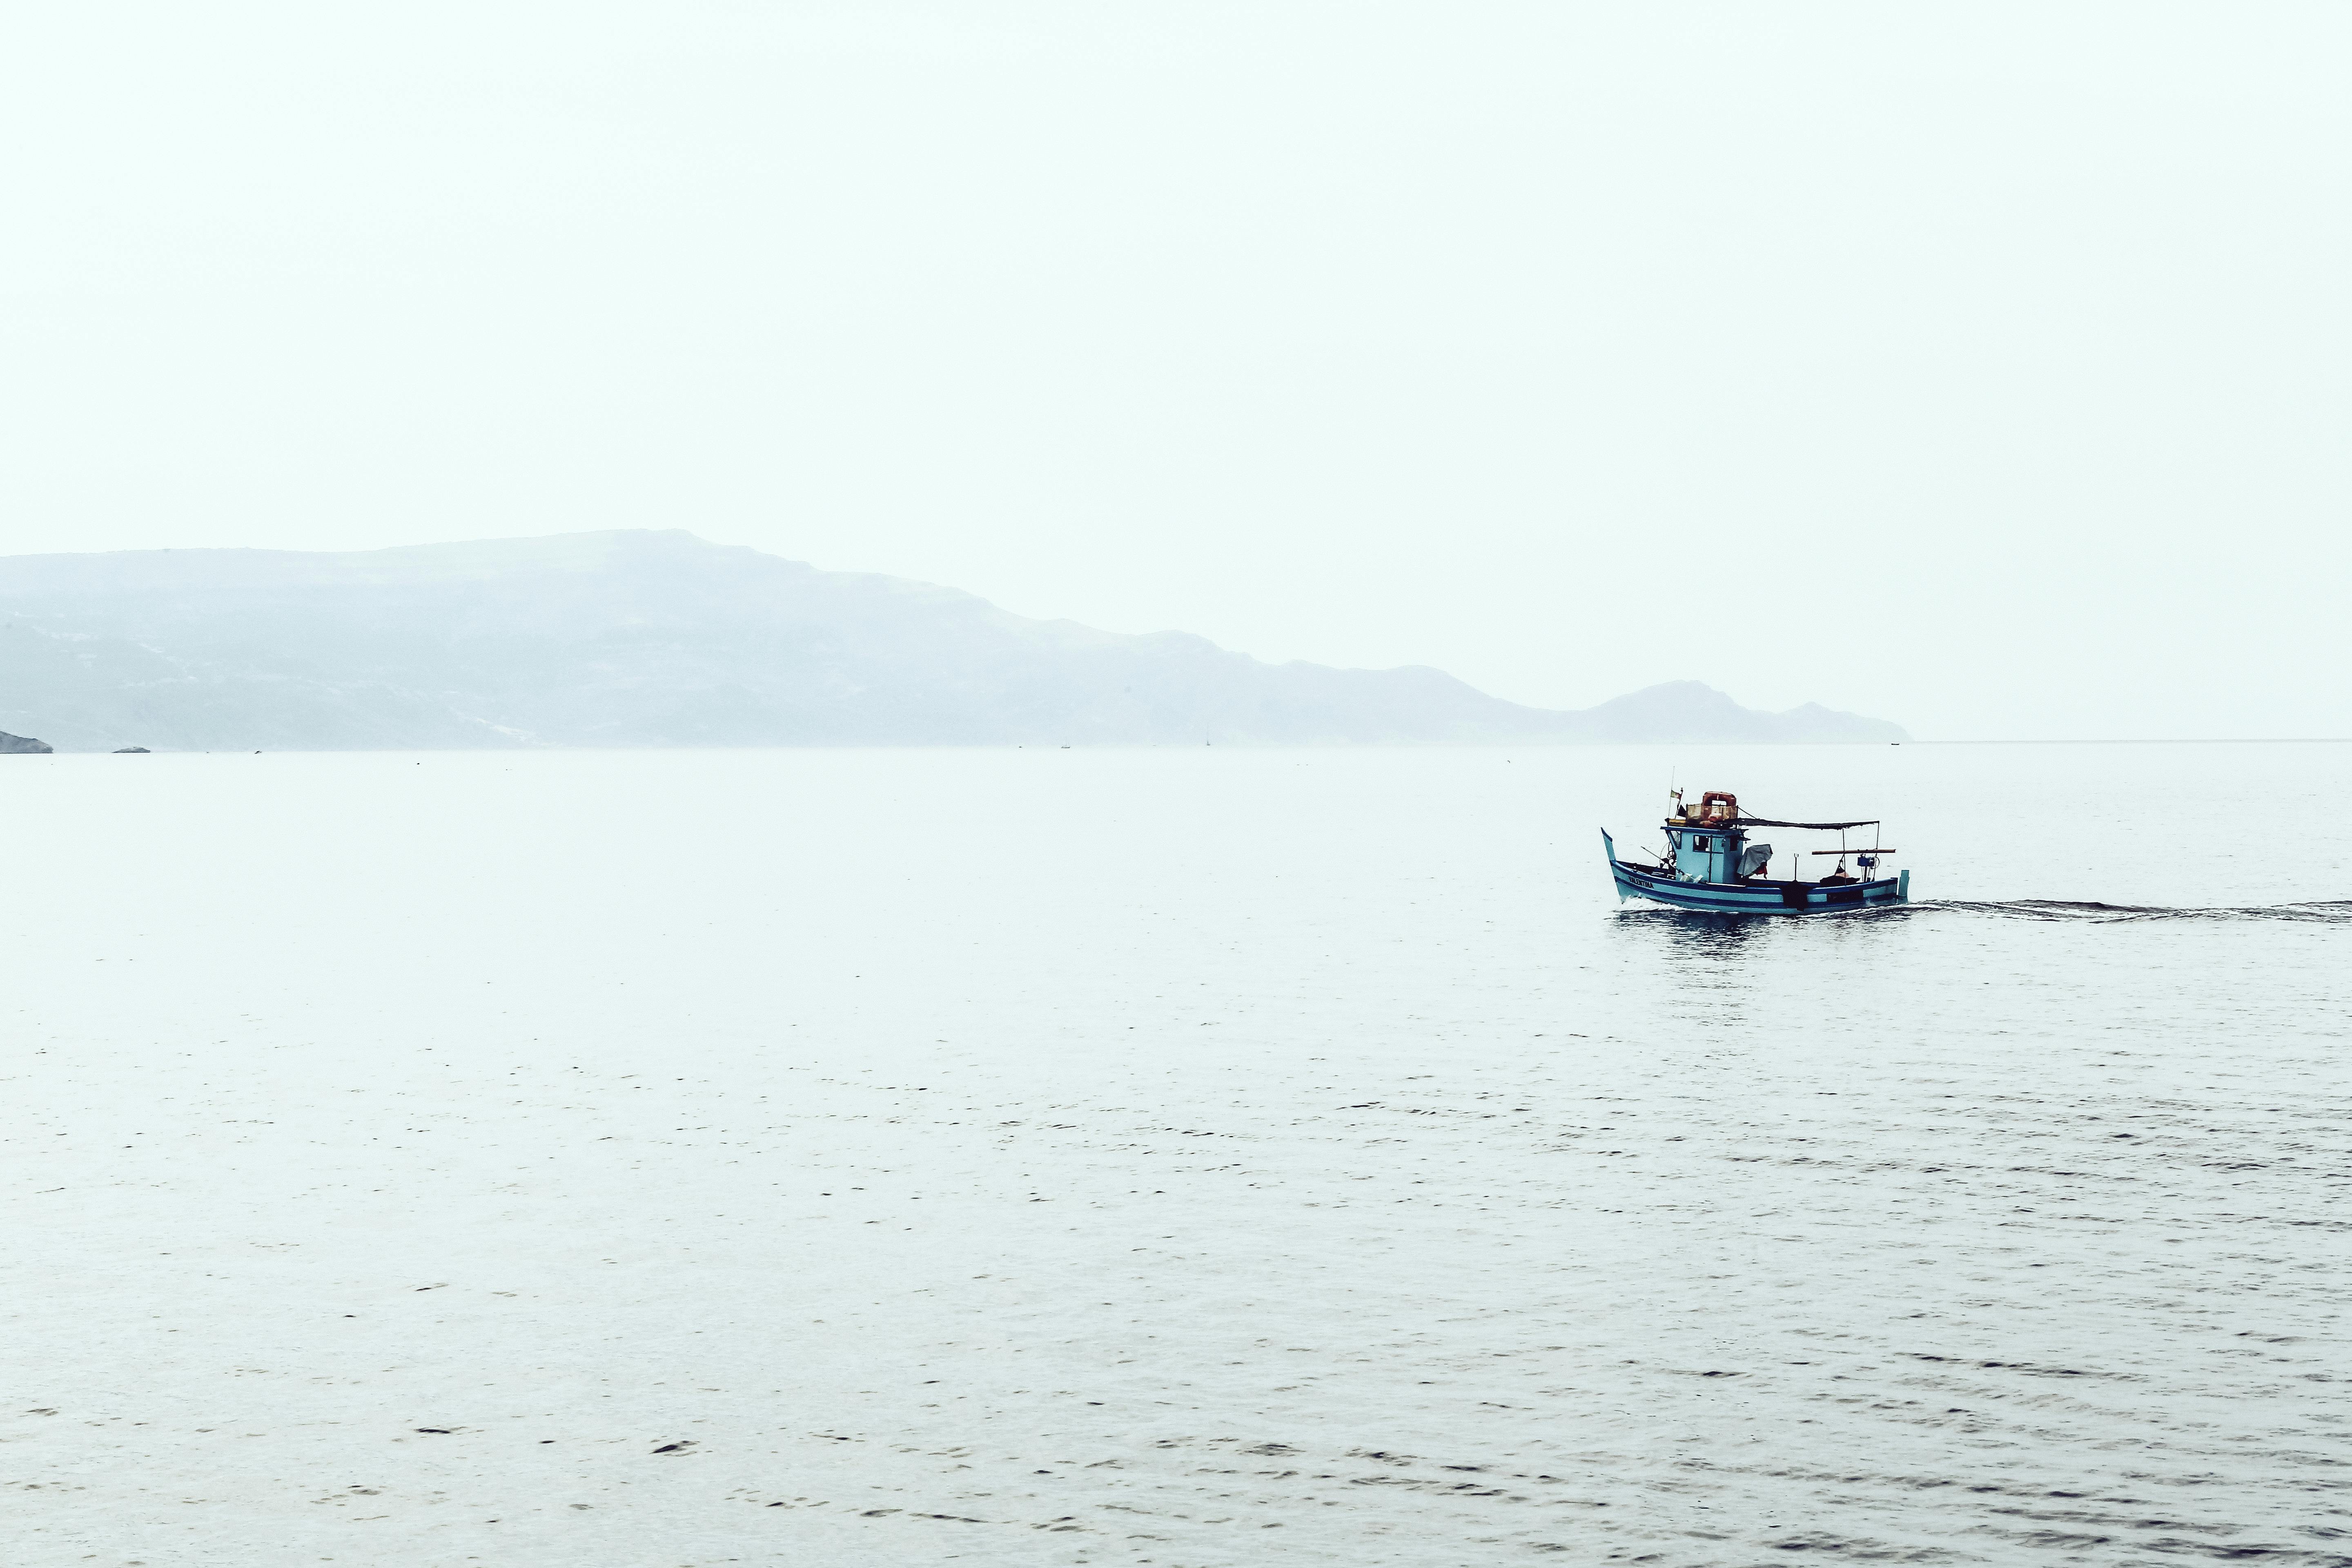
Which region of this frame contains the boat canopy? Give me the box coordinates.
[1727,816,1880,830]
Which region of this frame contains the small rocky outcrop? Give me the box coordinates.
[0,731,51,754]
[113,746,150,753]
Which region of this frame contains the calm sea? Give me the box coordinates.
[7,743,2348,1566]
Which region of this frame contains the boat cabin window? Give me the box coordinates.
[1694,836,1710,851]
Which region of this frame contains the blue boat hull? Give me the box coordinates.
[1602,830,1908,914]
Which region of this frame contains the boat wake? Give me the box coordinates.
[1612,898,2352,925]
[1922,898,2352,924]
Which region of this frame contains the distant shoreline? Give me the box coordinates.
[10,737,2347,755]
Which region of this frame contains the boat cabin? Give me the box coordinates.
[1664,791,1768,883]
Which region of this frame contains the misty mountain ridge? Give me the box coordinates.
[0,530,1907,751]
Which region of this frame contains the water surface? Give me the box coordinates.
[5,743,2348,1565]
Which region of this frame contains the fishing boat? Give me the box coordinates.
[1602,788,1910,913]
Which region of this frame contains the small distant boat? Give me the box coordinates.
[1603,788,1910,913]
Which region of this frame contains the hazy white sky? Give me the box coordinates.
[2,3,2345,739]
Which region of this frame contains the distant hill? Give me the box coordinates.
[0,531,1908,751]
